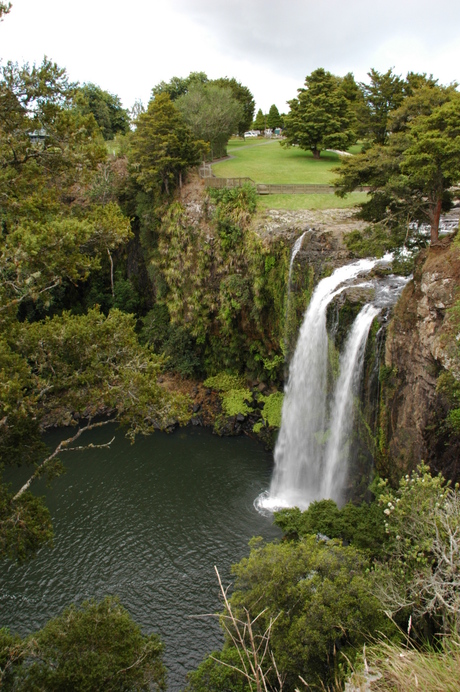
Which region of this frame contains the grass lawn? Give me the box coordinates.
[257,191,368,211]
[213,140,341,184]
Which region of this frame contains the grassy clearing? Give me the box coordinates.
[257,191,368,211]
[213,140,341,184]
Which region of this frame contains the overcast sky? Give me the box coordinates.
[1,0,459,114]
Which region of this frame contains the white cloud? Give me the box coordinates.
[1,0,459,113]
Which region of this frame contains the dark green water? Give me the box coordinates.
[1,426,279,690]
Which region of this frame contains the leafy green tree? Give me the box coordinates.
[185,647,250,692]
[266,104,282,130]
[0,1,11,19]
[360,68,406,144]
[274,497,386,558]
[374,464,460,635]
[1,597,166,691]
[130,92,205,195]
[75,83,130,140]
[399,96,460,242]
[252,108,265,131]
[0,61,190,562]
[191,537,393,690]
[0,204,131,316]
[0,59,107,229]
[282,67,356,159]
[152,73,254,137]
[336,86,460,243]
[151,71,208,101]
[339,72,367,138]
[211,77,255,135]
[176,83,243,159]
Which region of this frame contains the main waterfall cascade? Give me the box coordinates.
[258,256,408,512]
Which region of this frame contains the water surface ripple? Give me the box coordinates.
[1,427,279,691]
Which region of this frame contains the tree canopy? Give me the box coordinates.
[282,67,356,159]
[211,76,255,135]
[151,71,208,101]
[0,597,166,690]
[152,72,255,137]
[0,1,11,19]
[266,103,282,130]
[176,83,243,159]
[0,60,190,563]
[252,108,266,131]
[130,92,206,195]
[360,68,406,144]
[75,82,130,140]
[335,80,460,243]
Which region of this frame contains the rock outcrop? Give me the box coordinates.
[380,236,460,483]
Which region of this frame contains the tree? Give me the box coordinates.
[130,93,205,195]
[360,68,406,144]
[211,77,255,136]
[190,537,392,690]
[151,71,208,101]
[0,597,166,690]
[339,72,367,138]
[374,464,460,636]
[266,104,282,130]
[176,83,243,159]
[252,108,265,131]
[335,86,460,244]
[0,61,190,562]
[75,83,130,140]
[282,68,356,159]
[0,2,11,19]
[0,59,107,227]
[399,96,460,242]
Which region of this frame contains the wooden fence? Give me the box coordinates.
[256,183,336,195]
[202,173,369,195]
[204,177,255,189]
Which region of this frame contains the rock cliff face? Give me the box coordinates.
[380,236,460,483]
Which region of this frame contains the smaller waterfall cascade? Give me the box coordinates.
[288,231,309,288]
[320,303,381,503]
[284,231,309,353]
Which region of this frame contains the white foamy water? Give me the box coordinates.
[320,303,381,503]
[256,255,410,514]
[259,259,377,511]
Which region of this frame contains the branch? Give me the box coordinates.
[12,419,115,500]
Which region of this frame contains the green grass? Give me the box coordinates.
[257,191,368,211]
[213,140,341,184]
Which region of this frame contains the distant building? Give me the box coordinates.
[28,128,47,144]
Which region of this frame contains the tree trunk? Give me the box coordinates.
[312,148,321,160]
[431,197,442,244]
[107,248,114,297]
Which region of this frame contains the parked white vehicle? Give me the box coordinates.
[244,131,258,138]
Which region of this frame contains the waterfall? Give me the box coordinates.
[259,259,378,511]
[284,231,309,354]
[288,231,308,288]
[320,303,381,503]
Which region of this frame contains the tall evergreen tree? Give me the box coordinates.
[283,68,356,159]
[266,103,282,129]
[130,93,205,195]
[75,83,130,140]
[361,68,406,144]
[252,108,266,131]
[336,83,460,243]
